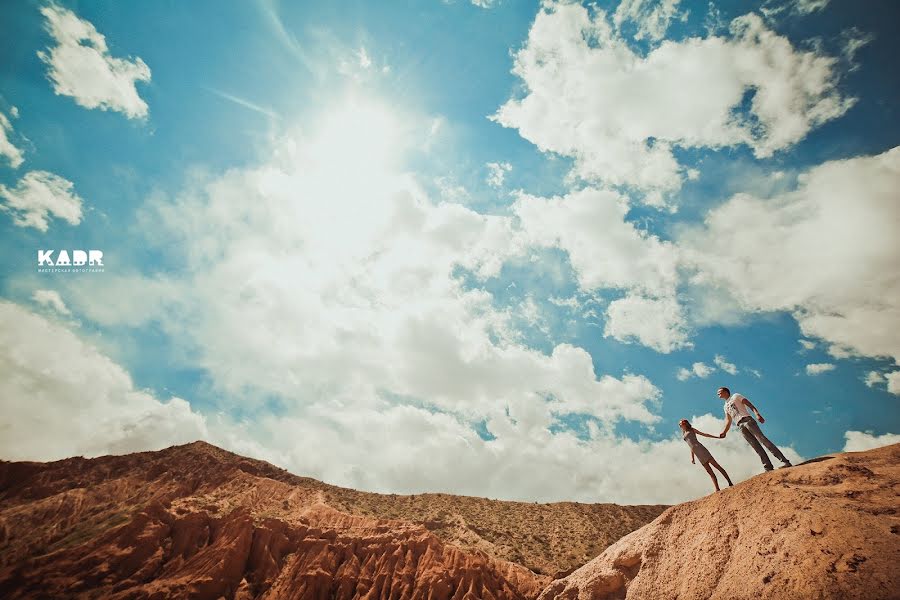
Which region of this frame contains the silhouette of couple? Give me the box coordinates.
[680,387,792,492]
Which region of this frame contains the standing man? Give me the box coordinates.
[717,387,792,471]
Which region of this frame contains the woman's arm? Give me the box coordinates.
[691,449,695,464]
[692,428,718,439]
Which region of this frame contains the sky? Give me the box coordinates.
[0,0,898,505]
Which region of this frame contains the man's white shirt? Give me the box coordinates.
[725,393,753,423]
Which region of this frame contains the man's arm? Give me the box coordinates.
[742,397,765,423]
[719,413,732,438]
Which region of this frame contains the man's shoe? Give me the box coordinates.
[764,466,774,472]
[779,461,793,468]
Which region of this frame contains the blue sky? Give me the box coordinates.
[0,0,898,504]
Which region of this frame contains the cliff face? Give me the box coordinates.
[539,443,900,600]
[0,442,663,599]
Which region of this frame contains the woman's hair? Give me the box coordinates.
[679,418,691,429]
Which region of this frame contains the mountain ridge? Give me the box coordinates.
[0,440,665,599]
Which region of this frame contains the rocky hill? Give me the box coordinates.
[539,443,900,600]
[0,441,664,599]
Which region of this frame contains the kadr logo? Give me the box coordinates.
[37,250,105,273]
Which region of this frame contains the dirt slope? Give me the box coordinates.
[0,441,663,599]
[539,443,900,600]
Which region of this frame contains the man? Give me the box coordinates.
[717,386,792,471]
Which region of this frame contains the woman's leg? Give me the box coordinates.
[703,463,720,491]
[710,459,733,486]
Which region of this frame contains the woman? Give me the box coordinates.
[680,418,733,492]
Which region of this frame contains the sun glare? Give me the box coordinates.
[307,96,404,175]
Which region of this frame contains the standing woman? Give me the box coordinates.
[680,419,733,492]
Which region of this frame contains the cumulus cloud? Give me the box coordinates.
[226,409,800,504]
[486,161,512,188]
[613,0,683,42]
[842,430,900,453]
[0,301,209,461]
[605,294,691,353]
[53,97,664,443]
[514,188,679,294]
[682,147,900,365]
[806,362,835,375]
[0,170,83,231]
[0,300,798,503]
[492,1,853,206]
[714,354,738,375]
[38,4,151,119]
[799,339,816,351]
[887,372,900,395]
[0,110,24,168]
[863,371,884,388]
[511,187,688,352]
[4,98,815,501]
[32,289,70,315]
[677,361,714,381]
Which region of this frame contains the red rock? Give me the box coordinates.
[0,442,661,599]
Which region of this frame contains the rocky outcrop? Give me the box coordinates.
[0,441,663,599]
[538,443,900,600]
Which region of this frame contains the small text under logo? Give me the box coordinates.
[37,250,105,273]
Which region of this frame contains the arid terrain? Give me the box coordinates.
[0,441,663,599]
[1,441,897,599]
[541,443,900,600]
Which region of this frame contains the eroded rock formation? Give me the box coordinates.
[0,441,663,599]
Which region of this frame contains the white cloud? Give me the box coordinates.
[887,372,900,395]
[799,339,816,351]
[513,188,679,294]
[0,301,208,461]
[613,0,683,42]
[356,46,372,69]
[509,187,688,352]
[227,409,800,504]
[0,111,24,168]
[605,294,691,353]
[841,28,874,71]
[54,96,662,434]
[486,161,512,188]
[0,304,800,503]
[806,362,835,375]
[20,95,805,502]
[492,2,852,206]
[32,289,71,315]
[761,0,830,19]
[793,0,830,15]
[0,170,83,231]
[713,354,738,375]
[863,371,884,388]
[842,430,900,453]
[37,4,151,119]
[471,0,497,8]
[863,371,887,387]
[677,361,714,381]
[682,147,900,365]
